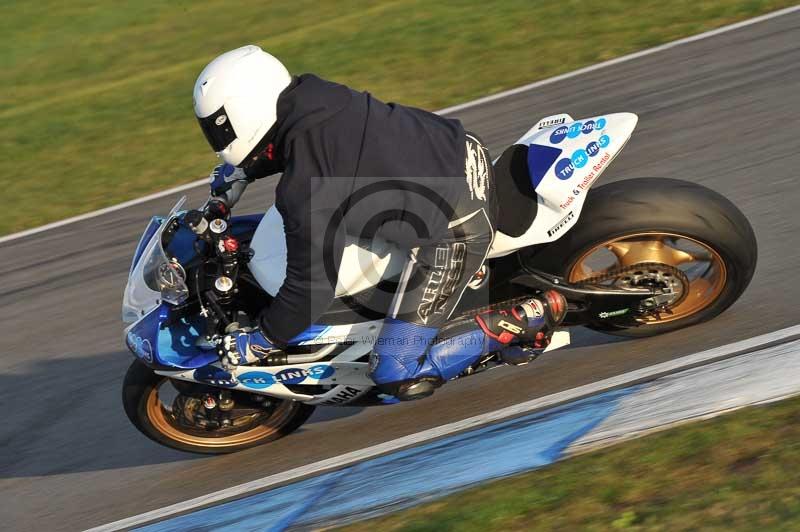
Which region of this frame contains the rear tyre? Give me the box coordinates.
[523,178,757,337]
[122,359,315,454]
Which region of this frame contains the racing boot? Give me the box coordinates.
[474,290,567,363]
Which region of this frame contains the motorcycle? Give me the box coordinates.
[122,112,757,454]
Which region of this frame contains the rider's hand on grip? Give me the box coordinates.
[218,329,275,366]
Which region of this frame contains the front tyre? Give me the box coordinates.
[525,178,757,337]
[122,360,315,454]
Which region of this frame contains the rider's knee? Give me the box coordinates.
[375,377,442,401]
[369,319,445,400]
[368,350,443,401]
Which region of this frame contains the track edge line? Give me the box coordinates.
[8,4,800,245]
[85,324,800,532]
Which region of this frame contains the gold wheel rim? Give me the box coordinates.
[146,382,296,448]
[567,232,727,324]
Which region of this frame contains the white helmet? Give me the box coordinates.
[193,45,291,166]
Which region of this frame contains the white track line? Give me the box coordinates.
[438,4,800,115]
[87,324,800,532]
[6,4,800,247]
[0,179,208,245]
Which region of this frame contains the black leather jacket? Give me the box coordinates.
[253,74,467,343]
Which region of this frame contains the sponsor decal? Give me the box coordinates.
[126,331,154,363]
[537,117,567,129]
[553,136,610,183]
[566,122,583,139]
[193,366,238,388]
[417,243,466,324]
[549,125,568,144]
[274,364,335,385]
[239,371,276,389]
[547,211,575,237]
[322,386,367,406]
[542,118,606,143]
[498,320,523,334]
[558,152,612,209]
[571,149,589,169]
[555,158,574,180]
[576,152,611,190]
[215,114,227,126]
[550,119,607,146]
[599,308,630,319]
[465,141,490,201]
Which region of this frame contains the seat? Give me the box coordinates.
[493,144,539,237]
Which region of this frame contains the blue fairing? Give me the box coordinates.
[161,213,265,265]
[124,212,265,369]
[167,224,201,264]
[230,213,263,235]
[125,304,217,369]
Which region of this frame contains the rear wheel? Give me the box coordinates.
[524,178,757,337]
[122,360,315,454]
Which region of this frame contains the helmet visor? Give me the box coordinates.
[197,106,238,152]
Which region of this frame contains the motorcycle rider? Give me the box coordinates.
[196,45,566,400]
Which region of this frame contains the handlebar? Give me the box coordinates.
[182,202,247,325]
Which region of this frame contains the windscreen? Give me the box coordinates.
[122,197,187,323]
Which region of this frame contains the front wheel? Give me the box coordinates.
[524,178,757,337]
[122,360,315,454]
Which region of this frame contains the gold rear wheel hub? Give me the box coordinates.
[568,232,727,324]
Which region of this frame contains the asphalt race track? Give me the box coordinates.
[2,12,799,531]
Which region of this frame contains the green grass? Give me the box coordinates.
[2,0,796,234]
[340,394,800,531]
